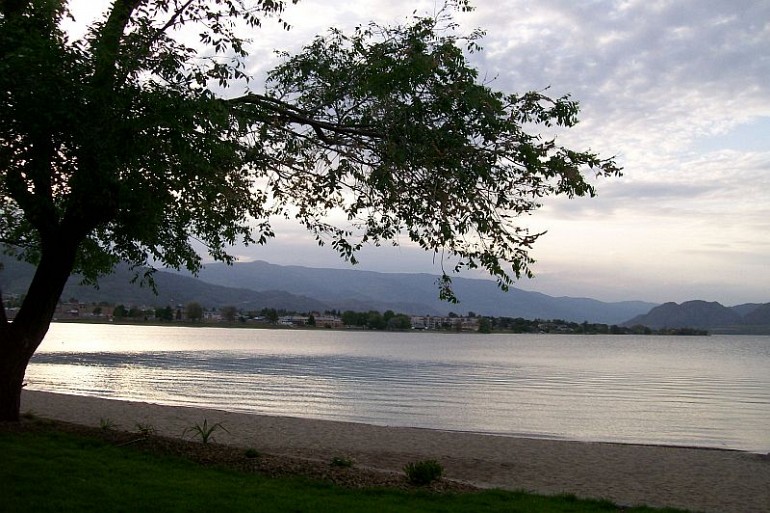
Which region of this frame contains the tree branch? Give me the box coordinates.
[92,0,145,90]
[0,0,28,18]
[0,259,7,326]
[0,283,7,326]
[6,168,58,238]
[229,93,384,142]
[130,0,196,64]
[156,0,197,37]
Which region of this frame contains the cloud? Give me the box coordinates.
[57,1,770,304]
[461,1,769,159]
[242,1,770,303]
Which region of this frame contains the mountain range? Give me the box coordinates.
[623,300,770,334]
[3,258,655,324]
[4,258,769,330]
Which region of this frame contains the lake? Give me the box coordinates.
[26,323,770,453]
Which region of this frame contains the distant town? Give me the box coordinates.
[3,296,707,336]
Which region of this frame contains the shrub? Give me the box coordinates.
[244,448,260,459]
[99,418,118,431]
[330,456,354,468]
[183,419,229,444]
[135,423,157,437]
[403,459,444,485]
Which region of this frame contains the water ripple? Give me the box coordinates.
[26,329,770,453]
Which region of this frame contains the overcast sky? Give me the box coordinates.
[68,1,769,305]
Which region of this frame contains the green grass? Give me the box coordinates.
[0,428,691,513]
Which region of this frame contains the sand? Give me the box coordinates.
[19,390,769,513]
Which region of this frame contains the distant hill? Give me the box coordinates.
[623,301,742,329]
[623,300,770,333]
[742,303,770,326]
[186,260,656,323]
[2,257,658,323]
[1,258,327,312]
[730,303,764,317]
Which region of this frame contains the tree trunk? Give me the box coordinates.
[0,238,79,422]
[0,331,32,422]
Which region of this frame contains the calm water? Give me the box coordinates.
[26,323,770,453]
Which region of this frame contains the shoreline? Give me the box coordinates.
[20,390,770,513]
[48,319,727,335]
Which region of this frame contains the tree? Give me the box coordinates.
[155,305,173,322]
[185,302,203,322]
[261,308,279,324]
[341,310,362,327]
[387,314,412,331]
[366,311,386,330]
[220,305,237,322]
[0,1,618,420]
[112,304,128,320]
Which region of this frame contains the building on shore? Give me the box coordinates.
[410,315,480,331]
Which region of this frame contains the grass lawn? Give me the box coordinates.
[0,424,691,513]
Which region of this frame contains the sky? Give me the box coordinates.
[66,1,770,305]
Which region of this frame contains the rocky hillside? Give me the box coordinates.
[623,300,770,333]
[2,257,655,323]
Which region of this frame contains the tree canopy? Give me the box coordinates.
[0,0,619,420]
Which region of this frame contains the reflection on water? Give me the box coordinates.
[26,323,770,452]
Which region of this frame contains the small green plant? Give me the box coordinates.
[403,459,444,486]
[20,410,55,427]
[99,418,118,431]
[244,448,260,459]
[330,456,354,468]
[135,423,157,437]
[183,419,229,444]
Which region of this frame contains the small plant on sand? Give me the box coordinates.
[99,418,118,431]
[330,456,354,468]
[183,419,229,444]
[403,459,444,486]
[20,410,55,426]
[244,448,260,459]
[135,423,157,437]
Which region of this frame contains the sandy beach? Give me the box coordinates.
[19,390,769,513]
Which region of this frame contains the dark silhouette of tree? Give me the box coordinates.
[0,0,619,420]
[185,302,203,322]
[155,306,173,322]
[220,305,237,322]
[387,314,412,331]
[261,308,279,324]
[112,305,128,319]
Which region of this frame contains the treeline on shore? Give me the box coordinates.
[492,317,708,336]
[38,296,708,335]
